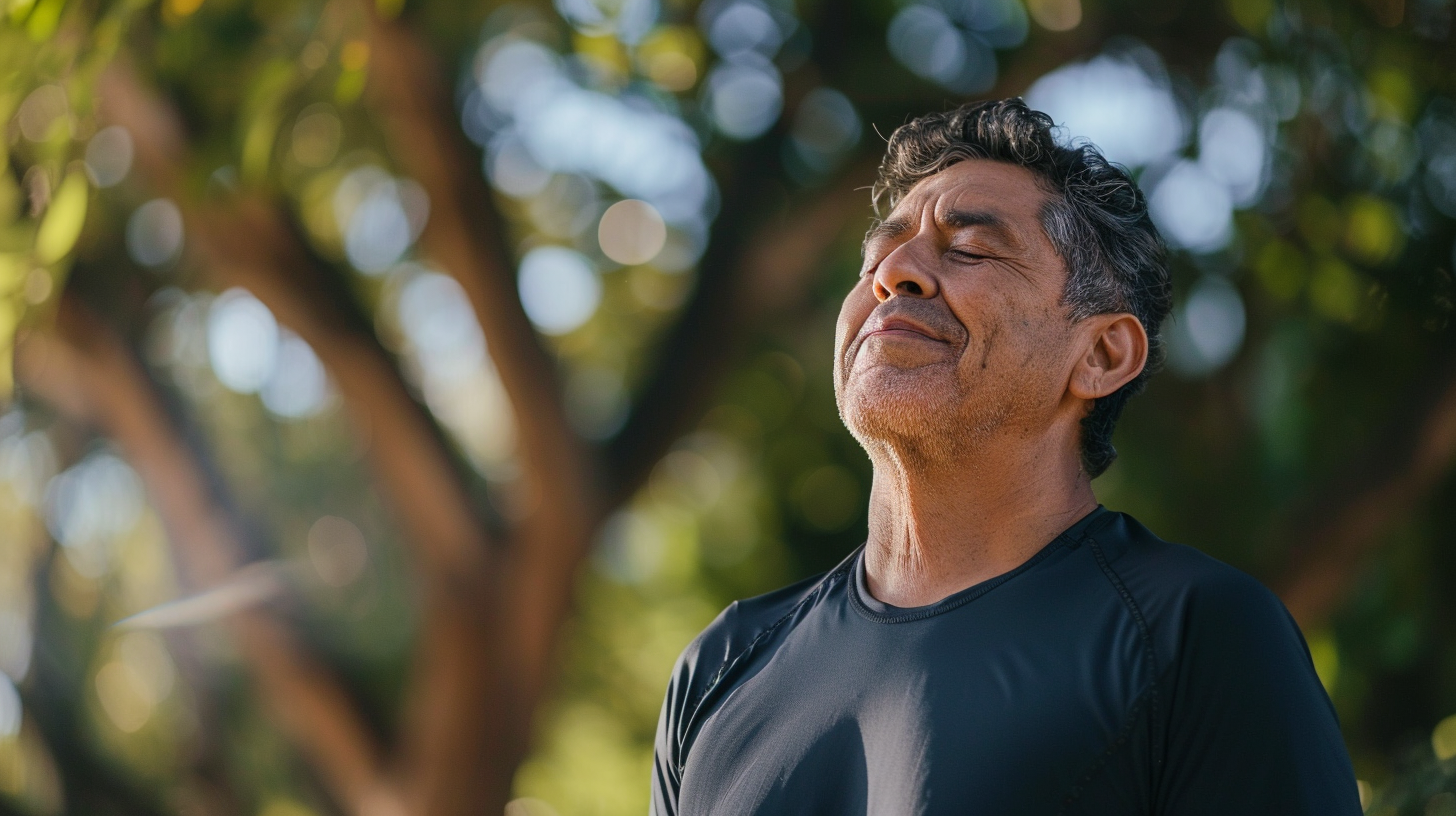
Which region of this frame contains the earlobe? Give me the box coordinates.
[1068,314,1149,401]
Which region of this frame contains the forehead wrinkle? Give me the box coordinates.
[939,169,1048,245]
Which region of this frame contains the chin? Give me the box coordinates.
[836,366,962,448]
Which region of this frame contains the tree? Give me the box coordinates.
[1,0,1454,813]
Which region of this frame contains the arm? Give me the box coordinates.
[651,651,694,816]
[1153,571,1362,815]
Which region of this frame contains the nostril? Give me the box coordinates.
[898,280,923,296]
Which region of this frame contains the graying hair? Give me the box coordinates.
[870,98,1172,477]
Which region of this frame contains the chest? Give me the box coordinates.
[679,594,1153,816]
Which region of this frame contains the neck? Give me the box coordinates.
[861,428,1097,608]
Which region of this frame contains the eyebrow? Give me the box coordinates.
[864,209,1013,249]
[942,209,1008,232]
[864,217,910,246]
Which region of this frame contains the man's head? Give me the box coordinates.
[833,98,1172,477]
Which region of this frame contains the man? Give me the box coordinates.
[650,99,1363,815]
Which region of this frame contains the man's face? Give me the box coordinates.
[834,159,1080,459]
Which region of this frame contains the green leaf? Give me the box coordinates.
[34,171,88,264]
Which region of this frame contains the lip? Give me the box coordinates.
[863,316,941,342]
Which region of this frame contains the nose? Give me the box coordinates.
[871,240,939,302]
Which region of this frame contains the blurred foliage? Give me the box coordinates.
[1,0,1456,812]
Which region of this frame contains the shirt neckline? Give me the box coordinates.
[848,505,1111,624]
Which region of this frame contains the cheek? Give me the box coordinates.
[834,283,876,356]
[954,292,1068,378]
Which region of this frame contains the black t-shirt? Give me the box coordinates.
[651,507,1362,815]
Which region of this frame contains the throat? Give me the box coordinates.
[860,445,1096,608]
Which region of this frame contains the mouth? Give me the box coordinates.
[862,317,943,343]
[842,315,954,375]
[867,326,934,340]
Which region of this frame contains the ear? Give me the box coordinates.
[1067,314,1149,402]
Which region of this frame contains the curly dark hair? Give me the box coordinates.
[870,98,1173,478]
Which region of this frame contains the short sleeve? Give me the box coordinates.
[1153,571,1362,816]
[651,642,697,816]
[651,600,743,816]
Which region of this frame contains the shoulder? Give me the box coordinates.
[1087,511,1304,672]
[655,559,850,773]
[675,564,845,693]
[1098,513,1362,813]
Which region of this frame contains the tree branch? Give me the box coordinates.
[362,10,595,526]
[359,11,606,726]
[101,60,533,816]
[99,63,492,580]
[204,200,494,576]
[14,298,395,815]
[1276,352,1456,629]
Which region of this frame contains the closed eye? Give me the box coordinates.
[948,249,989,262]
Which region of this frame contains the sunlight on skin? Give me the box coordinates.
[835,159,1147,608]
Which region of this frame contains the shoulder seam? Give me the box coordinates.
[1054,671,1162,815]
[1088,534,1164,682]
[675,561,852,776]
[1068,534,1167,808]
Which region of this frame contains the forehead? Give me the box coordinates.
[889,159,1051,226]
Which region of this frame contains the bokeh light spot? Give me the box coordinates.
[598,199,667,265]
[307,516,369,588]
[645,51,697,91]
[95,632,174,734]
[1149,161,1234,253]
[1199,107,1267,206]
[788,87,861,176]
[1309,256,1363,324]
[17,85,69,142]
[291,105,343,168]
[638,25,703,91]
[1343,195,1402,265]
[397,271,487,383]
[518,246,601,335]
[593,510,666,584]
[1434,714,1456,761]
[487,134,553,198]
[45,452,144,579]
[479,39,562,116]
[706,1,783,60]
[555,0,658,43]
[1027,0,1081,31]
[706,59,783,140]
[1027,49,1186,169]
[886,4,999,93]
[1167,275,1246,377]
[889,6,965,85]
[260,331,332,419]
[207,288,280,394]
[0,607,33,683]
[84,126,134,188]
[336,168,427,274]
[126,199,184,267]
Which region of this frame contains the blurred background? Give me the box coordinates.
[1,0,1455,812]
